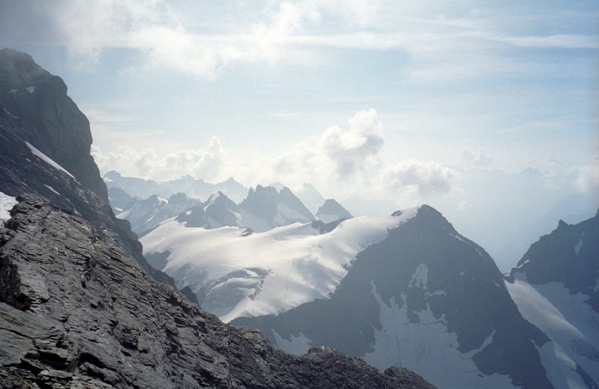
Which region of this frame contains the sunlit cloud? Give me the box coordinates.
[575,157,599,194]
[91,136,226,182]
[8,0,595,80]
[383,159,458,197]
[320,108,384,178]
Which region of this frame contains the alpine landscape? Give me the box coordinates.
[1,1,598,388]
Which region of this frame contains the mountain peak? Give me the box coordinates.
[316,199,352,223]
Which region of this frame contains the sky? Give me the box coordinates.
[1,0,598,270]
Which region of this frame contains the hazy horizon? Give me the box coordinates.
[1,0,598,271]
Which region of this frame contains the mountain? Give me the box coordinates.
[104,170,248,204]
[113,191,200,237]
[0,48,434,388]
[114,186,316,237]
[141,201,560,388]
[506,210,599,388]
[0,194,433,388]
[292,182,326,215]
[316,198,353,223]
[177,191,244,230]
[141,210,415,321]
[233,206,553,389]
[238,185,315,231]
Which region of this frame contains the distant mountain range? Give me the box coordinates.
[106,173,353,236]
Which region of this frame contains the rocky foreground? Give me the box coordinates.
[0,194,434,389]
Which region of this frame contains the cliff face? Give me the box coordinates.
[0,48,107,202]
[0,194,433,389]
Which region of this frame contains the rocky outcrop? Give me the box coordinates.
[0,194,434,388]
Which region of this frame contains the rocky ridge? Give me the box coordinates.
[0,194,434,389]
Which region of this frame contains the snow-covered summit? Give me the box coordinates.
[141,205,421,323]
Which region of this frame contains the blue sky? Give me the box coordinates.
[1,0,598,270]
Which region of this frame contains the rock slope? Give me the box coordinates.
[0,194,434,389]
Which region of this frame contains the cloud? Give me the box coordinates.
[4,0,596,82]
[91,136,225,181]
[383,159,458,197]
[460,148,492,167]
[575,157,599,194]
[320,108,384,178]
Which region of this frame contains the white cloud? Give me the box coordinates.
[91,136,226,181]
[383,159,458,197]
[320,108,384,178]
[460,148,492,167]
[6,0,595,81]
[575,157,599,194]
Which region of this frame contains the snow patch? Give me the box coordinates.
[409,263,428,290]
[506,279,599,387]
[0,191,18,223]
[364,282,515,388]
[25,86,35,93]
[25,142,74,178]
[44,185,61,196]
[574,238,583,255]
[2,107,18,119]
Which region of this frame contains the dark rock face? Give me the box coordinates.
[510,210,599,310]
[0,48,107,202]
[0,194,434,389]
[506,210,599,387]
[235,205,551,389]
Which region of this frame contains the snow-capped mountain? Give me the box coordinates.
[141,208,418,322]
[238,185,315,231]
[112,184,319,235]
[316,198,353,223]
[293,182,327,215]
[142,203,555,388]
[114,191,200,237]
[177,191,246,229]
[104,170,249,203]
[506,210,599,388]
[233,205,553,389]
